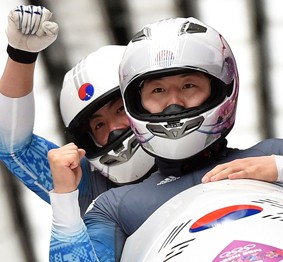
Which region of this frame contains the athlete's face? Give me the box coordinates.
[140,72,211,113]
[89,97,129,146]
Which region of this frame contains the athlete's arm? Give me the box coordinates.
[202,155,278,183]
[0,58,35,97]
[49,190,101,262]
[202,139,283,183]
[49,189,125,262]
[0,5,59,202]
[48,144,125,261]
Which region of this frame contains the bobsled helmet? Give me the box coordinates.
[119,17,239,161]
[60,45,155,184]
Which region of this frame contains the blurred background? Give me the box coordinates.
[0,0,283,261]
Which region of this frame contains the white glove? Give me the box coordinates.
[6,5,59,53]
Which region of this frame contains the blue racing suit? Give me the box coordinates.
[48,138,283,261]
[0,92,116,216]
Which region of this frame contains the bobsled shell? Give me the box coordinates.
[121,179,283,262]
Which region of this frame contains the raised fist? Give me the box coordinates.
[6,5,59,53]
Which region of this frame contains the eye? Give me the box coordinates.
[89,117,105,131]
[183,83,195,89]
[94,121,104,130]
[117,105,125,113]
[152,87,165,93]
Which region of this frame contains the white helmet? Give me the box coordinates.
[119,17,239,160]
[60,45,155,184]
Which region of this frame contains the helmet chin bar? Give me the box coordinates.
[146,115,204,139]
[99,135,139,166]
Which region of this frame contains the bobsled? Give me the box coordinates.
[121,179,283,262]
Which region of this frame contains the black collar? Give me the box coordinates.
[155,139,229,177]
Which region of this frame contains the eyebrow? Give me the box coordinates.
[89,97,122,120]
[89,113,102,120]
[178,73,195,77]
[108,96,120,107]
[145,73,198,83]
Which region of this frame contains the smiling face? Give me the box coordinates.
[140,72,212,113]
[89,97,129,146]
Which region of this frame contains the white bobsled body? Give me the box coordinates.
[121,179,283,262]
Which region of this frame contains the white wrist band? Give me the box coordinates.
[274,155,283,183]
[50,189,84,234]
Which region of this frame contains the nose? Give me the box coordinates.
[166,90,186,108]
[107,128,128,144]
[106,119,129,144]
[107,117,129,135]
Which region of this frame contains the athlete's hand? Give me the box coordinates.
[48,143,86,194]
[6,5,58,52]
[202,156,278,183]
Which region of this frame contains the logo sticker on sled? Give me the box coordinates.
[213,240,283,262]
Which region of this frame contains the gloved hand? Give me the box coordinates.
[6,5,59,53]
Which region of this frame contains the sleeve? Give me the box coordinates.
[1,133,58,202]
[274,155,283,183]
[252,139,283,185]
[0,92,34,150]
[0,92,115,213]
[49,190,101,262]
[49,188,127,262]
[0,92,55,202]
